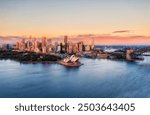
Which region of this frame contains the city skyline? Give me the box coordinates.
[0,0,150,44]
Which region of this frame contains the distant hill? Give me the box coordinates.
[0,36,24,44]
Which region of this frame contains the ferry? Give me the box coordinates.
[57,55,83,67]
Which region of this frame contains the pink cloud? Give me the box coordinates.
[0,35,150,45]
[112,30,130,33]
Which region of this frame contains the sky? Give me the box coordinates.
[0,0,150,44]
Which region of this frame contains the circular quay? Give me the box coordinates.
[0,0,150,99]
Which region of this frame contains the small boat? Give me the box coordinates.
[57,55,83,67]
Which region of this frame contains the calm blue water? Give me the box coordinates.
[0,57,150,98]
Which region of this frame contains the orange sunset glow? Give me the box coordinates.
[0,0,150,44]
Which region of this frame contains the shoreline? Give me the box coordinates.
[0,58,57,64]
[0,50,62,63]
[0,49,144,64]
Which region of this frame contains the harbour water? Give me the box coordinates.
[0,57,150,98]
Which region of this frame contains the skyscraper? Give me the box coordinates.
[16,42,19,50]
[72,43,78,53]
[78,41,83,52]
[64,36,68,44]
[42,37,47,54]
[47,38,52,54]
[20,39,26,51]
[33,38,40,53]
[91,38,95,50]
[64,36,68,52]
[68,42,73,53]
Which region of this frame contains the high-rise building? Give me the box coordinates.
[33,38,36,51]
[68,42,73,53]
[78,42,83,52]
[64,36,68,52]
[47,38,52,53]
[60,42,66,53]
[64,36,68,44]
[56,45,61,53]
[26,40,32,52]
[15,35,89,54]
[42,37,47,47]
[91,38,95,50]
[42,37,47,54]
[33,38,40,53]
[73,43,78,53]
[60,42,63,53]
[20,39,26,51]
[16,42,20,49]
